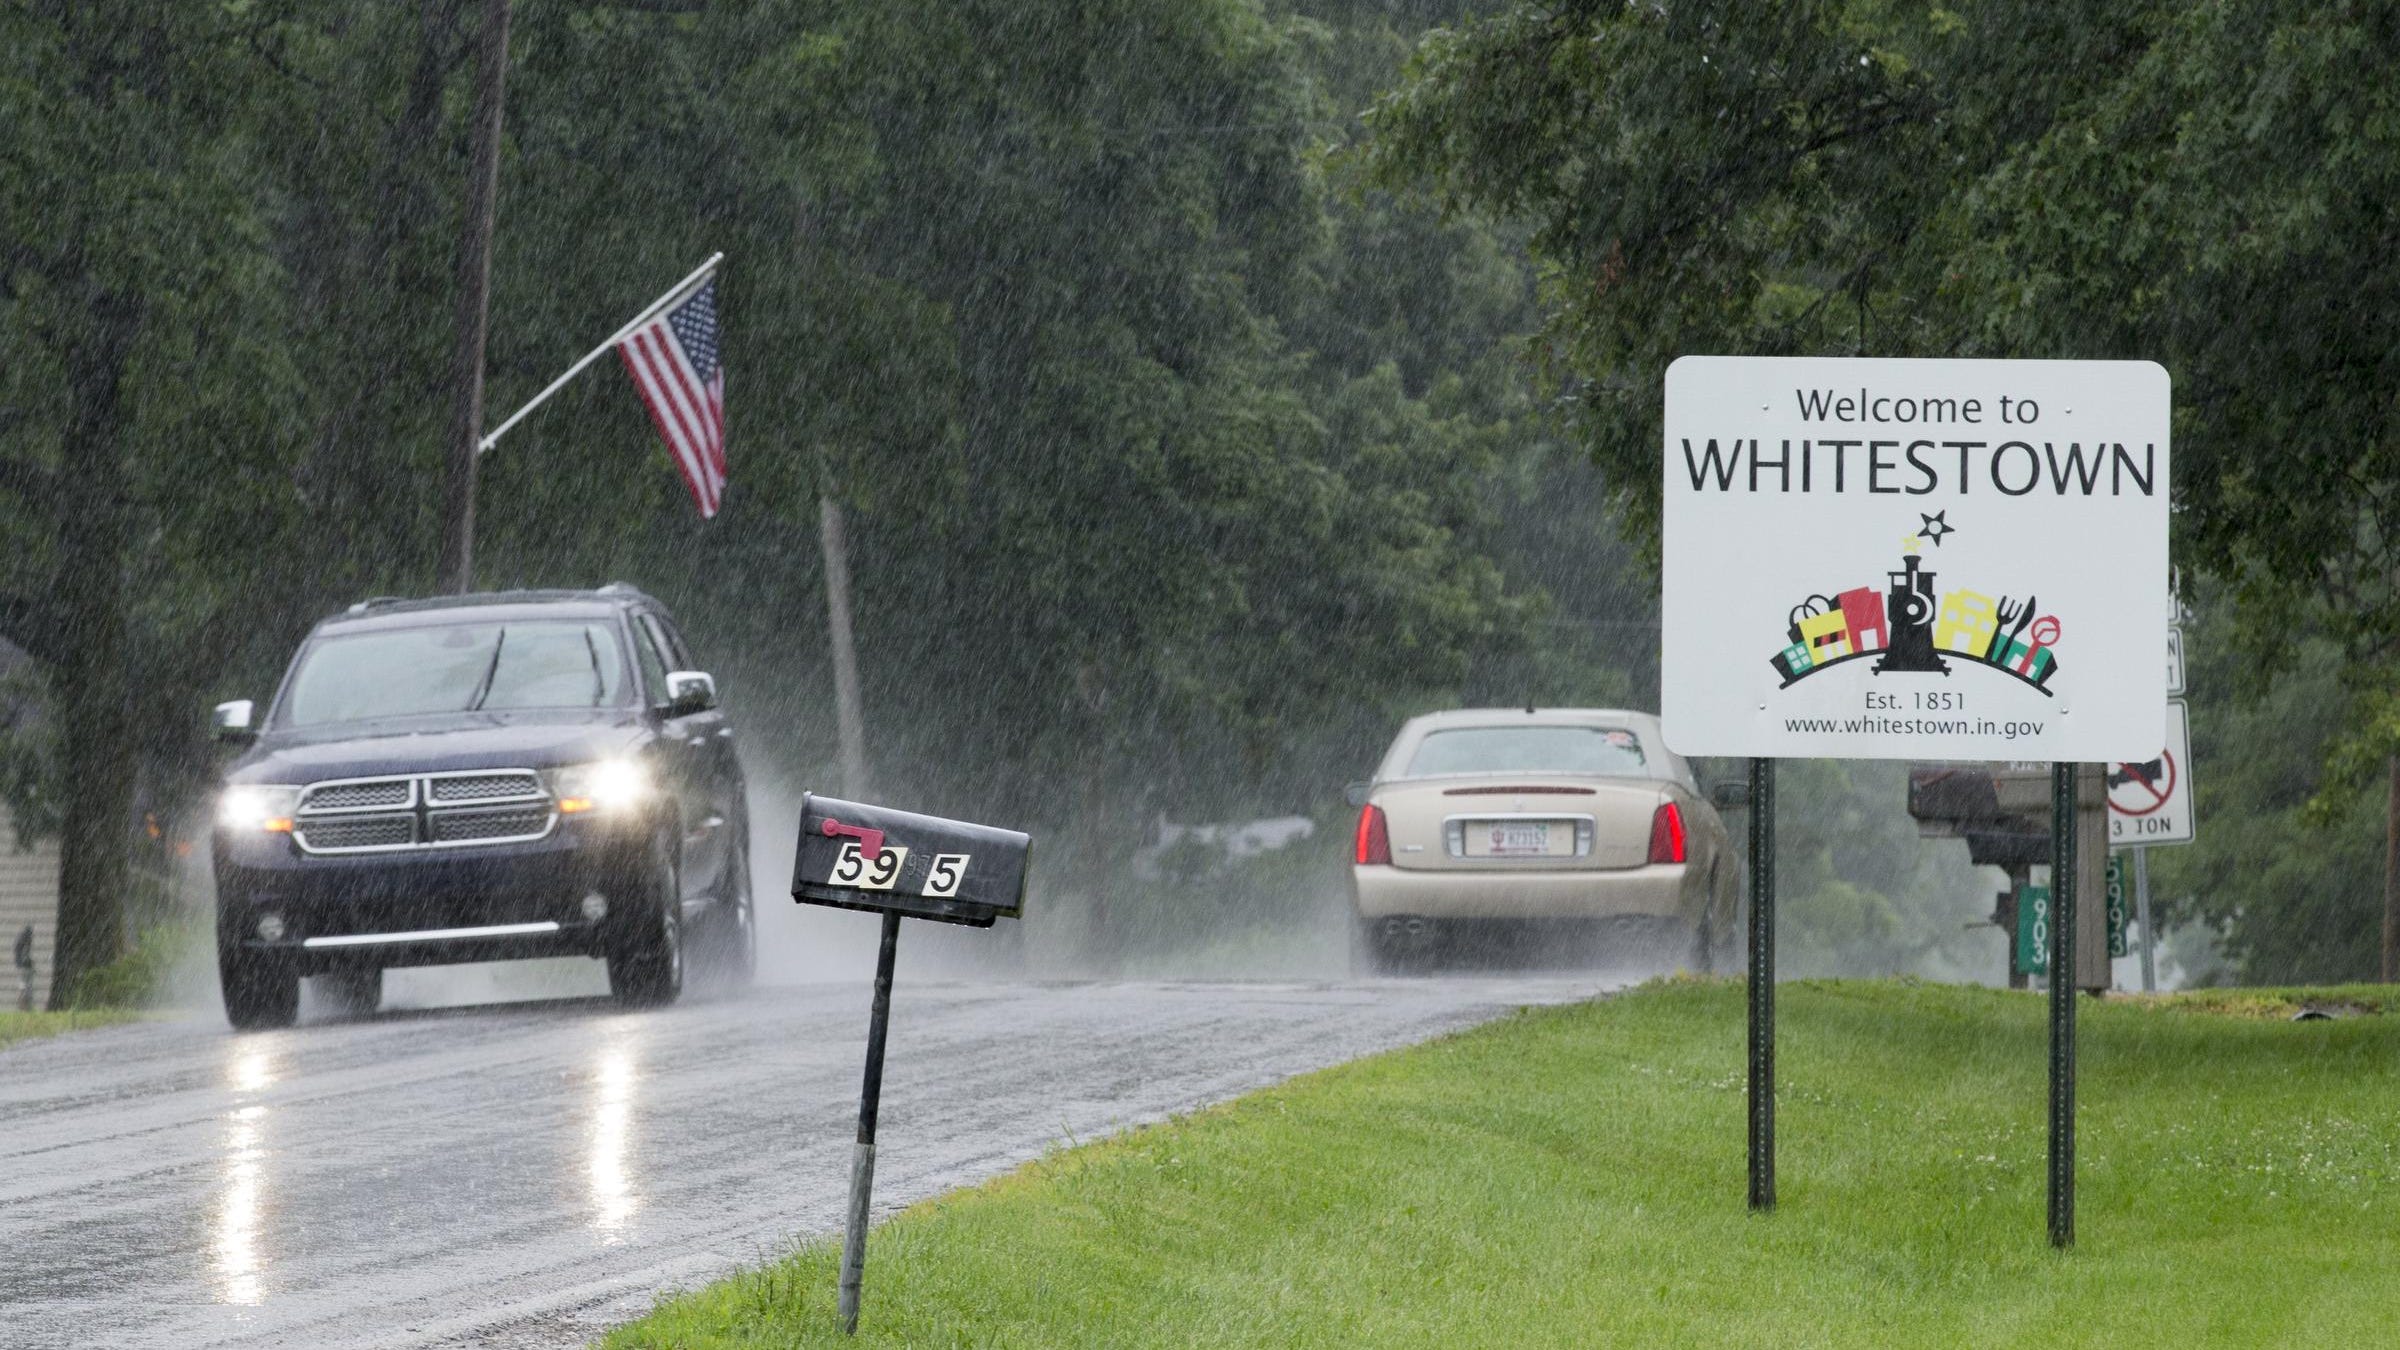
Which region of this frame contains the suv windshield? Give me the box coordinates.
[278,620,631,727]
[1405,726,1647,777]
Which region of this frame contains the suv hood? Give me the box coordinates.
[227,711,648,785]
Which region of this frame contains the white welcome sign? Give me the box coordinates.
[1660,356,2170,762]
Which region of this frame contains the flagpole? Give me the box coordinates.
[477,251,723,455]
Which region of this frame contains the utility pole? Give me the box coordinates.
[439,0,511,594]
[820,495,870,797]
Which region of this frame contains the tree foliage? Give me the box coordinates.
[1367,0,2400,981]
[2149,597,2384,984]
[1,1,306,999]
[4,0,1641,974]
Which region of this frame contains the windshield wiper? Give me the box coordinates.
[582,629,605,705]
[465,630,507,712]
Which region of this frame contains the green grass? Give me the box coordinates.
[2137,983,2400,1019]
[0,1008,142,1049]
[607,979,2400,1348]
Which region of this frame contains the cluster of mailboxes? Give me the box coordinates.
[790,792,1032,927]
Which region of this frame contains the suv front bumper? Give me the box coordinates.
[214,817,652,975]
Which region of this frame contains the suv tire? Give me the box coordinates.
[608,831,685,1008]
[705,836,756,989]
[220,939,299,1032]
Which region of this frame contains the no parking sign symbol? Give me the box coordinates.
[2108,699,2194,847]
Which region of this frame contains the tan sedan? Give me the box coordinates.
[1347,708,1739,972]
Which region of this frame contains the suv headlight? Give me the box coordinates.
[548,760,652,815]
[219,785,300,833]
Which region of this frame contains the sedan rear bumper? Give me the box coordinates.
[1351,862,1694,921]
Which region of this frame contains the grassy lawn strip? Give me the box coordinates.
[2141,983,2399,1019]
[608,978,2400,1348]
[0,1008,142,1050]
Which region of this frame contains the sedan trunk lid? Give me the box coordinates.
[1372,775,1668,871]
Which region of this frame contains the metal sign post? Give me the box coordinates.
[838,912,902,1332]
[792,794,1033,1335]
[2132,848,2156,991]
[2047,762,2080,1249]
[2137,615,2185,995]
[1746,757,1776,1212]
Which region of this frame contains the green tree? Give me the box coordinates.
[2148,600,2384,984]
[1,1,303,1003]
[5,0,1645,981]
[1365,0,2400,980]
[1364,1,2158,540]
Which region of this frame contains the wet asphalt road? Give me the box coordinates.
[0,972,1612,1348]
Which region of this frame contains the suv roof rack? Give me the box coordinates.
[326,588,653,625]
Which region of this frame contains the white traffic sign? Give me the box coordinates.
[1660,356,2171,761]
[2108,699,2194,847]
[2166,626,2185,697]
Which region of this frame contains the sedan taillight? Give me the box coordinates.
[1354,803,1392,865]
[1647,801,1687,865]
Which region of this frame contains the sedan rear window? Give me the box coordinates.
[1405,726,1646,777]
[279,621,630,727]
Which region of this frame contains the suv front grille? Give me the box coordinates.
[428,807,553,843]
[293,815,416,852]
[292,770,557,855]
[301,780,413,813]
[427,772,543,804]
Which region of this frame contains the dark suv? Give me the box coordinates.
[209,586,752,1029]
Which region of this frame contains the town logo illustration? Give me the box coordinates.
[1768,512,2062,695]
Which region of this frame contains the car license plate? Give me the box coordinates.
[1479,822,1549,856]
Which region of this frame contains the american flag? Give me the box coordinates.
[616,278,726,517]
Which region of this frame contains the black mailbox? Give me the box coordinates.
[791,792,1031,928]
[1907,766,2055,868]
[1959,826,2053,869]
[1907,767,2002,826]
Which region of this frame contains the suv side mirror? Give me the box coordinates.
[662,670,717,716]
[1707,779,1751,811]
[212,699,256,744]
[1343,780,1374,809]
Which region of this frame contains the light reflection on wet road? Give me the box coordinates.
[0,976,1608,1348]
[214,1055,272,1308]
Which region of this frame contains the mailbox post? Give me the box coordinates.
[791,793,1031,1334]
